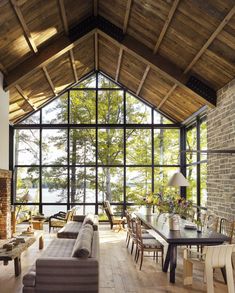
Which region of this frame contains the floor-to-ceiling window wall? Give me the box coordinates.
[186,116,207,207]
[12,72,181,219]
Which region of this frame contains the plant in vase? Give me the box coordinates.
[154,194,193,230]
[138,193,158,215]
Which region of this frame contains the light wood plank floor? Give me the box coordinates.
[0,223,233,293]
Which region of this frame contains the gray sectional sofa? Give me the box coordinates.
[22,214,99,293]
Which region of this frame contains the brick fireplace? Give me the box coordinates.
[0,169,12,239]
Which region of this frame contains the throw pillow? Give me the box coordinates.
[71,224,93,258]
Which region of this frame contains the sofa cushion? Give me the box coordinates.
[41,238,76,258]
[72,224,93,258]
[57,221,83,239]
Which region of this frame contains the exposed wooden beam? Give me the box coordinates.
[136,65,150,95]
[58,0,69,35]
[123,0,132,33]
[42,66,56,96]
[4,29,95,90]
[95,32,99,70]
[157,84,177,109]
[93,0,98,17]
[15,84,36,110]
[184,5,235,74]
[0,63,6,75]
[10,0,38,53]
[69,49,78,82]
[153,0,180,54]
[98,30,215,108]
[115,47,123,81]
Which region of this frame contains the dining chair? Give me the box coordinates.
[219,218,235,244]
[135,219,164,270]
[183,244,235,293]
[125,210,133,248]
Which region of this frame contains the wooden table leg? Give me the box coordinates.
[14,256,21,276]
[169,245,177,283]
[39,234,44,250]
[163,245,171,272]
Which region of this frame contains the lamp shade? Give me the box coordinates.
[168,172,189,187]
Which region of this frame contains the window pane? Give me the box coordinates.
[19,111,40,124]
[126,129,152,165]
[70,90,96,124]
[154,129,179,165]
[126,167,152,203]
[42,129,67,165]
[98,90,124,124]
[154,167,179,194]
[200,163,207,207]
[42,94,68,124]
[126,93,151,124]
[70,167,96,203]
[98,204,124,220]
[186,126,197,163]
[187,165,197,204]
[15,129,40,165]
[98,167,124,202]
[42,205,67,217]
[75,74,96,88]
[98,74,119,88]
[42,167,67,203]
[73,205,96,215]
[70,129,96,165]
[98,129,123,165]
[15,167,39,203]
[154,111,172,124]
[200,120,207,161]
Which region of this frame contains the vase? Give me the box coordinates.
[145,205,152,216]
[169,214,180,230]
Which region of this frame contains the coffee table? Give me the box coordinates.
[0,231,44,276]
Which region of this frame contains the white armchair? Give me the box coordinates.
[183,244,235,293]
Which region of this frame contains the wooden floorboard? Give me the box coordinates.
[0,223,233,292]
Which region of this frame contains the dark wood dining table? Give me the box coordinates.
[135,213,230,283]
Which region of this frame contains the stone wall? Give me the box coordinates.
[207,79,235,220]
[0,169,12,239]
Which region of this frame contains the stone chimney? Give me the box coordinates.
[0,169,12,239]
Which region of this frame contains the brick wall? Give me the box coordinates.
[0,169,12,239]
[207,79,235,220]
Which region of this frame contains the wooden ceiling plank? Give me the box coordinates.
[10,0,38,53]
[184,5,235,74]
[69,49,78,83]
[95,32,99,70]
[4,29,96,90]
[136,65,150,95]
[59,0,69,35]
[93,0,98,17]
[157,84,177,109]
[98,30,215,108]
[153,0,180,54]
[123,0,132,34]
[42,66,56,96]
[15,84,36,110]
[115,47,123,81]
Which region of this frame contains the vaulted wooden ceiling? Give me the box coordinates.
[1,0,235,124]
